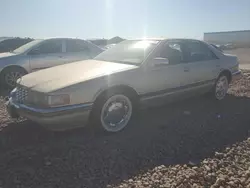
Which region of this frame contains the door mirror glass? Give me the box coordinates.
[153,57,169,66]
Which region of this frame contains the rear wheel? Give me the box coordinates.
[1,67,27,89]
[91,91,134,133]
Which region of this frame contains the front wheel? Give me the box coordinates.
[214,75,229,100]
[91,92,134,133]
[1,67,27,89]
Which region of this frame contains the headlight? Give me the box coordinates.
[28,91,46,105]
[48,94,70,107]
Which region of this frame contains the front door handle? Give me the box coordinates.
[184,67,190,72]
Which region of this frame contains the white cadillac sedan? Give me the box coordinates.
[6,38,241,132]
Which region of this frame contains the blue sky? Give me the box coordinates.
[1,0,250,39]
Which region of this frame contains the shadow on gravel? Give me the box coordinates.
[0,88,11,98]
[0,94,250,187]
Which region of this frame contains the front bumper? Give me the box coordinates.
[231,70,242,82]
[6,98,93,131]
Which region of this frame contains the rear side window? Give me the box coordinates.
[66,39,89,53]
[185,41,217,62]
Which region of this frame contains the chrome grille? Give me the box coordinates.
[16,87,28,103]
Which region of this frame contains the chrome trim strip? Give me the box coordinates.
[140,79,216,99]
[140,81,214,101]
[9,98,93,114]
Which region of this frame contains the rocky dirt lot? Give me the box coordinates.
[0,71,250,188]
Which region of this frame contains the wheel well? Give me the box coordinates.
[95,85,139,104]
[0,65,28,76]
[219,70,232,83]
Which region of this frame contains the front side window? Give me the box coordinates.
[185,41,217,62]
[94,40,159,65]
[29,40,62,55]
[157,42,185,65]
[66,39,89,53]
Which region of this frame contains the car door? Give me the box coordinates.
[183,40,220,86]
[141,41,191,104]
[64,39,94,63]
[28,39,64,71]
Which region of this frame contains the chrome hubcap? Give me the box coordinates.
[215,76,228,100]
[5,71,23,87]
[101,95,132,132]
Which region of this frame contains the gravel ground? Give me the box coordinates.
[0,71,250,188]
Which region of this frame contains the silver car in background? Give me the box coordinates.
[0,38,103,88]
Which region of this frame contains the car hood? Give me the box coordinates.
[19,59,138,92]
[223,53,237,57]
[0,52,16,59]
[223,53,238,61]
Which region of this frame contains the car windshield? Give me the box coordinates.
[210,44,223,52]
[13,39,42,54]
[94,40,159,65]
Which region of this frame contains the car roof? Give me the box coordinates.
[42,38,86,41]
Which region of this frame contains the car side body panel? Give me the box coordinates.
[0,53,31,73]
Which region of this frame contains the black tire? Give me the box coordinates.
[0,67,27,89]
[90,89,137,133]
[212,74,229,100]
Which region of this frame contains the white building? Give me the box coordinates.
[204,30,250,47]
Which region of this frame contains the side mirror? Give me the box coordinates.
[153,57,169,66]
